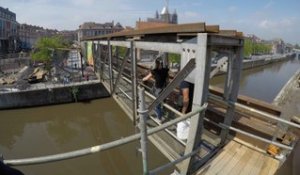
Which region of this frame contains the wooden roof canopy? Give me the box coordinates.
[83,22,243,41]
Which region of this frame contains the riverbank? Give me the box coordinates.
[0,80,110,109]
[273,69,300,121]
[206,53,295,78]
[242,54,294,70]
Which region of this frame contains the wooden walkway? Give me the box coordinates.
[196,139,280,175]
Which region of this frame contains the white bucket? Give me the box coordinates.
[177,120,190,140]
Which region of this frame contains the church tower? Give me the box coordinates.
[160,0,171,23]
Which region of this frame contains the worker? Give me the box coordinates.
[177,80,194,140]
[142,58,169,123]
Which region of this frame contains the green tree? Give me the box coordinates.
[244,39,253,57]
[244,39,272,57]
[31,36,69,69]
[295,44,300,49]
[168,53,180,64]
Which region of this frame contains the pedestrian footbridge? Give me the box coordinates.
[3,23,300,175]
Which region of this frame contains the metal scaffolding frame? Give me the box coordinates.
[5,22,300,175]
[86,33,245,174]
[2,31,299,174]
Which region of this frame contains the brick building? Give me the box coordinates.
[0,6,18,54]
[18,24,59,50]
[77,21,123,41]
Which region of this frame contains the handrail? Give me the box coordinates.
[4,104,207,166]
[219,123,293,150]
[202,117,294,150]
[209,93,300,129]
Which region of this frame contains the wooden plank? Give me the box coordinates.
[202,129,221,147]
[259,156,279,175]
[209,85,282,116]
[236,32,244,37]
[208,142,242,174]
[249,152,265,175]
[196,140,236,175]
[266,158,280,175]
[206,25,220,33]
[258,156,276,175]
[218,145,248,174]
[239,149,261,175]
[84,23,207,40]
[228,145,256,175]
[219,30,237,36]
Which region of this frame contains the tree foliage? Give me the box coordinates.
[31,36,69,63]
[244,39,253,57]
[243,38,272,57]
[168,53,181,63]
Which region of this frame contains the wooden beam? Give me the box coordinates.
[206,25,220,33]
[84,23,207,40]
[209,85,282,116]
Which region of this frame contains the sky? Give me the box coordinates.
[1,0,300,44]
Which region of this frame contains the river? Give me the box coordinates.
[0,98,170,175]
[210,58,300,102]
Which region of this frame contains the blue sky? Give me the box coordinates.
[2,0,300,44]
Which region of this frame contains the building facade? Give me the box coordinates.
[58,30,78,43]
[18,24,59,51]
[272,39,285,54]
[0,7,18,54]
[77,21,123,41]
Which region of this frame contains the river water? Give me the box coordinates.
[210,58,300,103]
[0,98,170,175]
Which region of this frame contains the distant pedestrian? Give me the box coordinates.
[142,58,169,123]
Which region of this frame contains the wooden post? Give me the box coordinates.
[181,33,212,174]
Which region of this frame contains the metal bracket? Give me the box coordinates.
[210,56,228,78]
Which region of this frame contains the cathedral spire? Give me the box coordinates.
[165,0,169,9]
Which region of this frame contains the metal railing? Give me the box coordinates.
[207,94,300,152]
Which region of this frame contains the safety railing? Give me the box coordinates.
[207,93,300,152]
[3,104,208,175]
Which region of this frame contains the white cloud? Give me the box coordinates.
[259,18,293,29]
